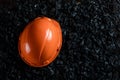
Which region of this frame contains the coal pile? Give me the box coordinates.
[0,0,120,80]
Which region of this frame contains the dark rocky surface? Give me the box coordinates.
[0,0,120,80]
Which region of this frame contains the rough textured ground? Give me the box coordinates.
[0,0,120,80]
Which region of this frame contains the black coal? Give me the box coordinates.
[0,0,120,80]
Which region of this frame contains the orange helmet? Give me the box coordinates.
[18,17,62,67]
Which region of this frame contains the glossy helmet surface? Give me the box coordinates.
[18,17,62,67]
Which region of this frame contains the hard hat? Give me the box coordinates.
[18,17,62,67]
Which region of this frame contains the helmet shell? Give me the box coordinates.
[18,17,62,67]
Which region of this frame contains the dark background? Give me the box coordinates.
[0,0,120,80]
